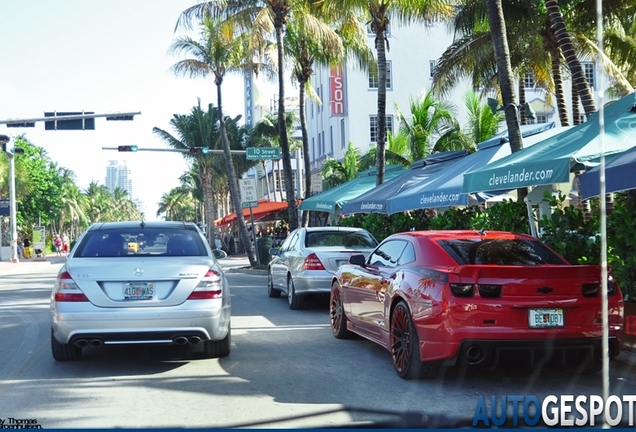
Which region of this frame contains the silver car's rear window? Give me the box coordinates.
[305,231,378,248]
[73,228,207,257]
[439,239,567,266]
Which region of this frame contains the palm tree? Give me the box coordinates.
[178,0,304,231]
[168,16,259,265]
[330,0,454,186]
[321,141,361,189]
[284,7,374,226]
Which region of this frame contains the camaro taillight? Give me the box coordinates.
[188,269,222,300]
[303,253,325,271]
[582,276,617,297]
[54,271,89,302]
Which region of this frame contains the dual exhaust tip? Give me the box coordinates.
[174,336,202,345]
[74,339,103,348]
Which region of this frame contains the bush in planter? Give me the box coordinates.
[538,192,601,265]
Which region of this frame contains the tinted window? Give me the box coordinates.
[397,242,416,266]
[74,228,207,257]
[439,239,567,265]
[368,240,407,268]
[305,230,377,248]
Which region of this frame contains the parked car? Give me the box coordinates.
[268,227,379,310]
[50,221,231,361]
[330,230,624,379]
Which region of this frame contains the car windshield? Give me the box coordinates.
[73,228,207,257]
[305,231,378,248]
[439,238,567,265]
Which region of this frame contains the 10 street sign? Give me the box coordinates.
[246,147,280,160]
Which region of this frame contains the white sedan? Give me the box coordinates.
[50,221,231,361]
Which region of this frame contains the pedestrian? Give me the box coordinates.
[62,233,70,255]
[23,236,31,259]
[54,234,63,256]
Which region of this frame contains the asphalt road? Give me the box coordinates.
[1,256,636,428]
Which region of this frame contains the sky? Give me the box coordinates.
[0,1,275,221]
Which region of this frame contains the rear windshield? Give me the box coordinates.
[439,238,567,265]
[73,228,207,257]
[305,231,378,248]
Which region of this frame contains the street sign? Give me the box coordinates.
[246,147,280,160]
[0,199,9,216]
[239,178,258,208]
[45,112,96,130]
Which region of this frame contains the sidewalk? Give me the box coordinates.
[0,253,68,276]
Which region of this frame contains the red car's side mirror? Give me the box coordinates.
[349,254,366,266]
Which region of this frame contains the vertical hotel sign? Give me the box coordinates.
[330,66,345,116]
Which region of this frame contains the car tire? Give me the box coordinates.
[390,301,438,380]
[330,282,354,339]
[267,269,281,298]
[51,329,82,361]
[287,276,305,310]
[203,325,231,358]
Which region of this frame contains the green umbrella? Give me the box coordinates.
[463,93,636,194]
[299,165,405,213]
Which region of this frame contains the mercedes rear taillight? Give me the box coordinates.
[54,271,89,302]
[188,268,223,299]
[302,253,325,271]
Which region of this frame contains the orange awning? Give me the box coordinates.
[215,199,289,226]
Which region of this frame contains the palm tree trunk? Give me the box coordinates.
[299,78,311,227]
[216,82,258,267]
[545,23,570,126]
[375,30,388,186]
[486,0,526,200]
[518,76,527,125]
[572,80,582,125]
[275,23,299,230]
[199,166,219,250]
[545,0,597,117]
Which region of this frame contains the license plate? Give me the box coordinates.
[123,282,154,300]
[528,308,564,328]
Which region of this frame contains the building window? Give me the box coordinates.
[312,137,315,161]
[370,116,394,143]
[536,114,547,124]
[330,126,334,154]
[368,61,392,90]
[583,62,595,89]
[524,73,535,89]
[340,118,346,149]
[429,60,436,78]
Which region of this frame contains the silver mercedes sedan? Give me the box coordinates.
[267,227,378,310]
[50,221,231,361]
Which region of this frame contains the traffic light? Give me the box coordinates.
[1,142,24,154]
[6,122,35,128]
[107,115,135,121]
[189,147,209,155]
[118,145,138,152]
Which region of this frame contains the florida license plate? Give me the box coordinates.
[124,282,154,300]
[528,308,564,328]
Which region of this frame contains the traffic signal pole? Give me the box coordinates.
[8,151,18,262]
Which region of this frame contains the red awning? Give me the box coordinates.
[215,199,289,226]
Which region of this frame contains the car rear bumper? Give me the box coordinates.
[291,272,334,295]
[439,337,619,368]
[51,301,230,345]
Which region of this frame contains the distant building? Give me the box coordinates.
[105,160,133,198]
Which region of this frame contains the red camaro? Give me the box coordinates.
[330,230,624,379]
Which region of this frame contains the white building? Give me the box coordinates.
[105,160,133,198]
